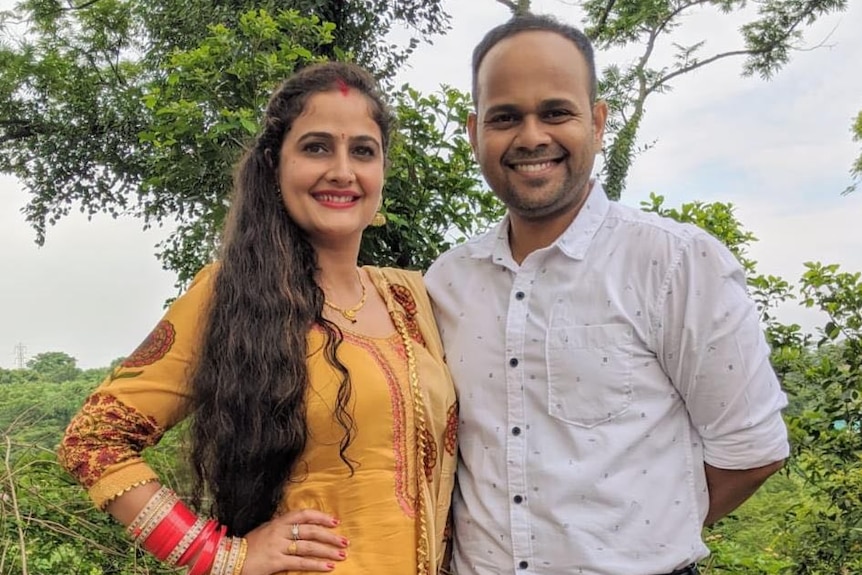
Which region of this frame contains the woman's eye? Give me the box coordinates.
[353,146,376,157]
[303,143,327,154]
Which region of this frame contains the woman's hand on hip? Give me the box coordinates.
[240,508,348,574]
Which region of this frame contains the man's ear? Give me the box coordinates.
[467,112,479,157]
[591,100,609,153]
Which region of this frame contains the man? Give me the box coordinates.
[424,14,789,575]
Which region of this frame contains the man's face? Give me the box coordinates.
[469,31,607,224]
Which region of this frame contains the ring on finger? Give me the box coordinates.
[291,523,300,540]
[287,540,298,555]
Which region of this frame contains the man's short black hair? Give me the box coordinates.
[471,13,598,106]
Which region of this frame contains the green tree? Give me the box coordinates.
[0,2,497,284]
[845,109,862,194]
[25,351,81,384]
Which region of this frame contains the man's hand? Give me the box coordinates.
[703,460,785,526]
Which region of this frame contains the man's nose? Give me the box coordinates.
[514,116,551,150]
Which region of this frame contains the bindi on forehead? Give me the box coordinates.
[335,78,350,97]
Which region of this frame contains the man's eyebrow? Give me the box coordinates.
[538,98,578,111]
[483,104,520,117]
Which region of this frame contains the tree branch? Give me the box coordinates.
[495,0,531,15]
[591,0,617,38]
[5,436,29,575]
[63,0,103,10]
[652,49,754,93]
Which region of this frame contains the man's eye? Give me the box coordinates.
[488,114,516,125]
[544,110,572,122]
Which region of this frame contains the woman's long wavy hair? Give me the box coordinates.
[188,62,394,536]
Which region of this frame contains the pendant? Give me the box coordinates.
[343,309,357,322]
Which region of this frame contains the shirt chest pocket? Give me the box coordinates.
[545,323,633,428]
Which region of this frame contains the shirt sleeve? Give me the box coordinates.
[57,264,216,508]
[653,232,789,470]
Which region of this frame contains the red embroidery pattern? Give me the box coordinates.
[388,283,426,347]
[122,320,176,368]
[423,427,437,480]
[58,393,163,489]
[343,332,416,518]
[444,402,458,456]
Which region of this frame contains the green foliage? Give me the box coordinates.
[287,0,450,80]
[740,0,849,80]
[0,374,189,575]
[778,264,862,573]
[0,2,488,285]
[361,86,504,269]
[845,108,862,195]
[25,351,81,383]
[702,474,800,574]
[137,9,335,281]
[639,192,757,271]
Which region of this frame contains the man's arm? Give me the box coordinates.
[703,460,785,526]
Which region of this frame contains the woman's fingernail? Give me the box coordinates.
[338,550,347,559]
[331,517,341,526]
[341,537,350,547]
[326,562,336,570]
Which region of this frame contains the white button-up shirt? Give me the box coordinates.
[425,183,789,575]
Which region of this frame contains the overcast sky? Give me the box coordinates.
[1,0,861,369]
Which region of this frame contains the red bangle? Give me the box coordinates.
[177,518,218,567]
[142,500,198,561]
[188,524,226,575]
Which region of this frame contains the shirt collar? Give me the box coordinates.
[467,181,611,262]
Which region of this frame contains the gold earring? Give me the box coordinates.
[370,212,387,227]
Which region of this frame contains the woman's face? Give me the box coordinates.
[277,89,385,248]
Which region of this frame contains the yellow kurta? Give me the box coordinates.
[58,265,457,574]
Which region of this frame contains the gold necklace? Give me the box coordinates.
[323,268,367,323]
[380,273,430,575]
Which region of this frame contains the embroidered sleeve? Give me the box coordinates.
[57,264,216,508]
[58,392,164,490]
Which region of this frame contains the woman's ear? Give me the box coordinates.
[264,147,275,170]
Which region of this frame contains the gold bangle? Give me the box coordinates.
[223,536,242,575]
[232,538,248,575]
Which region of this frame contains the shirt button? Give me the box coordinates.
[519,560,529,569]
[512,426,521,436]
[515,291,525,300]
[509,357,519,367]
[513,494,523,504]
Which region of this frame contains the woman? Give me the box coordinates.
[58,62,457,575]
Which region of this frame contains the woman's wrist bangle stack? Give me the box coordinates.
[127,486,246,575]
